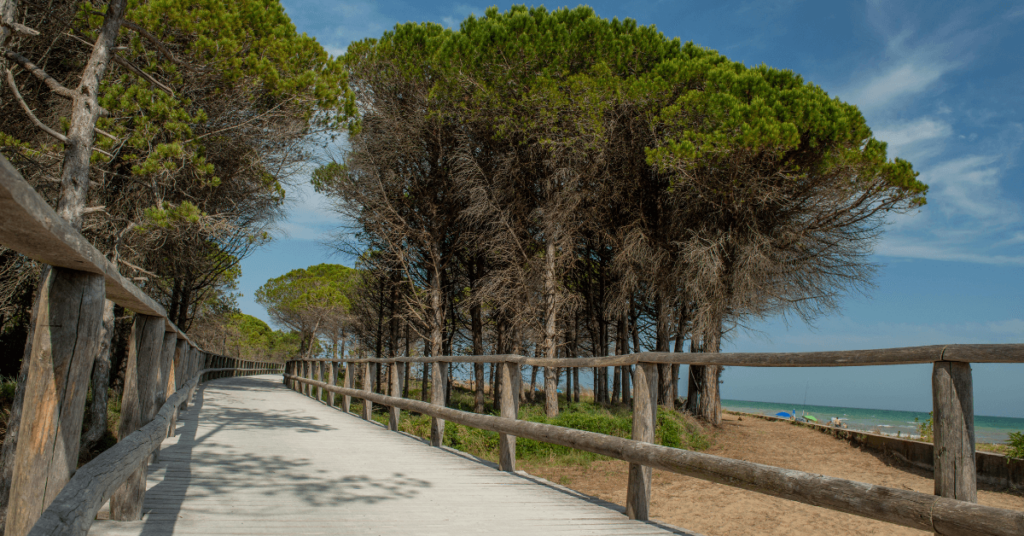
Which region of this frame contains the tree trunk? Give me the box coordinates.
[82,299,116,451]
[471,301,484,413]
[529,365,539,403]
[403,322,411,398]
[694,317,723,425]
[655,291,673,409]
[543,241,559,417]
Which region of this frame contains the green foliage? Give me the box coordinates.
[379,381,710,466]
[255,264,358,323]
[914,413,934,442]
[1007,431,1024,460]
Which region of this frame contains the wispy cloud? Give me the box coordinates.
[841,3,1024,267]
[846,61,954,114]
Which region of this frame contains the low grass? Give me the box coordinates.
[347,380,709,467]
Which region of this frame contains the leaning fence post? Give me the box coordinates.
[110,314,166,521]
[933,361,977,503]
[343,361,353,413]
[389,362,401,431]
[499,360,521,471]
[626,362,658,521]
[361,360,373,420]
[431,359,448,447]
[4,268,104,536]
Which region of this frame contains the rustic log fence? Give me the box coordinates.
[284,347,1024,536]
[1,155,284,536]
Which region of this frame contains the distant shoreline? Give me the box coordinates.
[722,398,1023,445]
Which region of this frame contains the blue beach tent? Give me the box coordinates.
[775,412,793,418]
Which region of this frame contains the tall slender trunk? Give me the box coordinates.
[543,241,559,417]
[695,314,724,425]
[686,334,702,414]
[655,290,673,409]
[403,322,410,398]
[617,313,630,406]
[471,301,484,413]
[529,365,539,403]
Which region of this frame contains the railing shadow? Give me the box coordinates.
[136,377,432,535]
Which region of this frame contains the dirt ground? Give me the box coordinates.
[521,412,1024,536]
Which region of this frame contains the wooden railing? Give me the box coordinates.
[285,349,1024,536]
[0,154,285,536]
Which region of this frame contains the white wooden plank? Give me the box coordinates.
[88,376,698,536]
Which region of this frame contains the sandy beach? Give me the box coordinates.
[522,412,1024,536]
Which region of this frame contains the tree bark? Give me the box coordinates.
[543,241,559,417]
[471,300,484,413]
[4,269,104,536]
[655,291,673,409]
[694,316,723,425]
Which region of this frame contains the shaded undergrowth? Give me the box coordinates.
[344,380,709,466]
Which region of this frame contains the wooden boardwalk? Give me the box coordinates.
[88,375,698,536]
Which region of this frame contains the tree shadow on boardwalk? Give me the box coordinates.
[135,377,432,536]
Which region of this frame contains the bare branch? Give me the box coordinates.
[3,50,77,99]
[112,54,173,95]
[6,68,115,158]
[65,31,174,96]
[6,67,69,143]
[82,205,105,215]
[118,257,159,278]
[3,21,39,37]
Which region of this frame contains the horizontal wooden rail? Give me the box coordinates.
[288,343,1024,367]
[286,373,1023,536]
[0,156,189,341]
[27,365,281,536]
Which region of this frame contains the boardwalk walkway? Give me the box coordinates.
[88,375,698,536]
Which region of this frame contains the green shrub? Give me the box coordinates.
[1008,431,1024,460]
[914,413,933,442]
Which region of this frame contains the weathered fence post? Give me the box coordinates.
[343,361,352,413]
[168,339,186,437]
[933,361,977,502]
[181,347,196,411]
[4,268,104,536]
[626,362,658,521]
[110,314,166,521]
[431,360,448,447]
[151,331,177,462]
[327,360,337,407]
[361,361,373,420]
[389,362,401,431]
[316,360,323,403]
[499,361,521,471]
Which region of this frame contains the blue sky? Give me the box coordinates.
[238,1,1024,418]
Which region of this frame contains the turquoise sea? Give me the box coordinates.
[722,399,1024,445]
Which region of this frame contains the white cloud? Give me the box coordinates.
[873,117,952,154]
[846,61,953,114]
[874,239,1024,266]
[922,154,1016,224]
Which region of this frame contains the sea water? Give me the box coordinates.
[722,399,1024,445]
